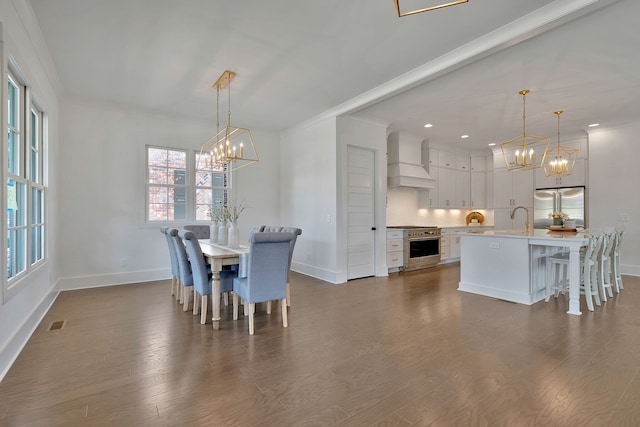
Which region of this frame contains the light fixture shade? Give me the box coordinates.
[197,70,259,173]
[199,125,259,172]
[543,144,578,177]
[500,89,550,171]
[500,134,550,171]
[394,0,468,17]
[543,110,578,177]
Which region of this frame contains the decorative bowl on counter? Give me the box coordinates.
[466,211,484,225]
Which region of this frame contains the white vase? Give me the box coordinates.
[228,222,239,249]
[210,222,219,243]
[218,222,229,246]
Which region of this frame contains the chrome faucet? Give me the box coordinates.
[510,206,530,231]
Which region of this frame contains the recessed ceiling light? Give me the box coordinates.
[461,135,469,139]
[424,123,433,128]
[488,143,496,146]
[588,123,600,127]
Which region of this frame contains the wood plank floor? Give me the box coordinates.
[1,264,639,426]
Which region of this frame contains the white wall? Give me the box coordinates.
[588,122,640,276]
[280,116,338,282]
[0,0,60,380]
[57,95,281,289]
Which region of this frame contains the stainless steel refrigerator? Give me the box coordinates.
[533,186,586,229]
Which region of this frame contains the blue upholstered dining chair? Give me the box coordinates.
[184,224,210,240]
[280,227,302,307]
[180,230,237,324]
[170,229,194,310]
[161,227,181,299]
[232,232,295,335]
[260,226,302,307]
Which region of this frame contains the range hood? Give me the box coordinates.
[387,132,436,189]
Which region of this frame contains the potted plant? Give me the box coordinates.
[548,211,569,226]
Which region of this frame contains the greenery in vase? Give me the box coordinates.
[206,204,225,222]
[225,203,245,223]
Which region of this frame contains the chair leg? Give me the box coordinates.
[178,281,184,303]
[244,299,249,316]
[286,282,291,307]
[223,292,229,307]
[281,299,288,328]
[249,303,255,335]
[171,276,176,296]
[193,290,200,315]
[233,293,239,320]
[200,295,208,325]
[266,301,272,314]
[183,286,191,311]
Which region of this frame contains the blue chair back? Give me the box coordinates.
[171,229,193,288]
[180,230,210,296]
[184,224,210,239]
[234,232,294,303]
[280,227,302,278]
[161,227,180,278]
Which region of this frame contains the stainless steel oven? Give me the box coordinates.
[388,226,442,271]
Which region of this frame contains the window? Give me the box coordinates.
[146,146,229,222]
[6,69,47,285]
[194,152,227,221]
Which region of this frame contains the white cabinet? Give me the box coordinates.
[386,230,404,271]
[493,168,533,208]
[470,156,486,172]
[438,167,456,208]
[470,171,486,209]
[456,154,470,171]
[438,150,456,168]
[486,170,494,209]
[440,231,450,261]
[418,166,439,208]
[455,170,470,208]
[534,157,586,189]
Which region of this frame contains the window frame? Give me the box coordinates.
[145,145,231,224]
[4,64,49,300]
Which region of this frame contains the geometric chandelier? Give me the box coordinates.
[394,0,469,17]
[543,110,578,177]
[500,89,550,171]
[198,70,259,173]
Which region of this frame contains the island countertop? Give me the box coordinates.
[464,228,590,241]
[458,229,589,315]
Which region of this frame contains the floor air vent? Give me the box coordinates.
[48,320,65,331]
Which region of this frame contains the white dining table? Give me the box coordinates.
[198,240,248,329]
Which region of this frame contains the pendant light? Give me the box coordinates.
[198,70,259,173]
[543,110,578,177]
[500,89,550,171]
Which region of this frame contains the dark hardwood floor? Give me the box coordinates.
[1,264,639,426]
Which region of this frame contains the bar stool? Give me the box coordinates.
[545,230,602,311]
[612,226,625,292]
[597,228,616,301]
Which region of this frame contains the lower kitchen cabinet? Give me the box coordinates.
[386,230,404,272]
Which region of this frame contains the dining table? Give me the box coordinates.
[198,240,248,329]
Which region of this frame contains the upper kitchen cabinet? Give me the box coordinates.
[470,155,490,209]
[494,168,533,208]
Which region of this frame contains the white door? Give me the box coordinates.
[347,146,376,280]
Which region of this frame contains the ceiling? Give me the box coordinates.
[28,0,639,152]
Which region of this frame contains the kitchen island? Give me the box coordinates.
[458,229,589,315]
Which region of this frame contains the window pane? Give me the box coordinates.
[8,130,19,175]
[31,225,44,264]
[31,110,40,182]
[147,147,168,167]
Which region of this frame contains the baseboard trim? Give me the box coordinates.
[0,285,59,382]
[59,269,170,291]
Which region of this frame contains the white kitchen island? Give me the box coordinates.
[458,229,589,315]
